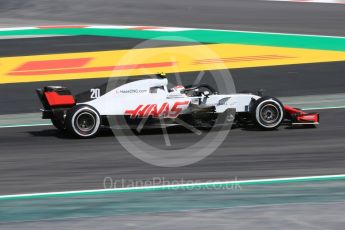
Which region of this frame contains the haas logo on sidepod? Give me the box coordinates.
[125,101,189,118]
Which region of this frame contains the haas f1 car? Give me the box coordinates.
[36,77,319,138]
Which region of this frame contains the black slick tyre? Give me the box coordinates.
[251,97,284,130]
[51,117,66,131]
[66,105,101,138]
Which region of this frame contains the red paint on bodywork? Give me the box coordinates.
[284,105,319,123]
[125,101,189,118]
[44,92,76,107]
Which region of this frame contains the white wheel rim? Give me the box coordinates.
[256,99,284,128]
[71,107,100,137]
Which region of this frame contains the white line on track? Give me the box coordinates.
[0,35,70,40]
[87,25,345,38]
[0,123,51,129]
[265,0,345,5]
[0,25,344,39]
[302,105,345,110]
[1,174,345,200]
[204,28,345,39]
[0,27,37,31]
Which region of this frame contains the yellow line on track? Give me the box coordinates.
[1,44,344,84]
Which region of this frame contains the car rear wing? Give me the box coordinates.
[36,86,76,108]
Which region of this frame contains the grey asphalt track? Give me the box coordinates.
[0,108,344,195]
[0,0,344,36]
[0,35,200,57]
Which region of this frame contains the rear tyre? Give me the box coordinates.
[251,97,284,130]
[66,105,101,138]
[51,117,66,131]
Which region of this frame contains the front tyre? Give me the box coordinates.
[251,97,284,130]
[66,105,101,138]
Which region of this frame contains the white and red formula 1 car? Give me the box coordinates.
[36,76,319,138]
